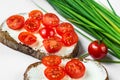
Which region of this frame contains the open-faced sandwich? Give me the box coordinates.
[0,10,80,59]
[24,55,108,80]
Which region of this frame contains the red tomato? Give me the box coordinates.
[39,27,55,39]
[42,55,61,67]
[44,66,66,80]
[42,13,60,27]
[24,18,40,32]
[18,32,37,45]
[56,22,74,36]
[62,31,78,46]
[88,40,108,60]
[6,15,25,30]
[29,10,43,21]
[65,59,85,79]
[43,36,62,53]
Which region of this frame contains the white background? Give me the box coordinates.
[0,0,120,80]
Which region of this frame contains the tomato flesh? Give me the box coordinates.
[24,18,40,32]
[29,10,43,21]
[6,15,25,30]
[42,13,60,27]
[44,66,66,80]
[39,27,55,39]
[43,36,62,53]
[18,32,37,45]
[88,40,108,59]
[62,31,78,46]
[42,55,61,67]
[65,59,85,79]
[56,22,74,36]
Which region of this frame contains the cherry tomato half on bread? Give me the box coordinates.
[42,55,61,67]
[24,18,40,32]
[56,22,74,36]
[29,10,43,21]
[39,27,55,39]
[88,40,108,60]
[44,66,66,80]
[43,36,62,53]
[6,15,25,30]
[62,31,78,46]
[18,32,37,45]
[65,59,85,79]
[42,13,60,27]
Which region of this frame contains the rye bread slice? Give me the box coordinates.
[0,20,80,60]
[24,59,109,80]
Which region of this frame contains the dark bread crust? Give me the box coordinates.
[24,62,41,80]
[24,59,109,80]
[0,23,80,59]
[0,29,46,59]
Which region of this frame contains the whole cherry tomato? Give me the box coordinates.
[18,32,37,45]
[39,27,55,39]
[65,59,85,78]
[44,66,66,80]
[29,10,43,21]
[42,55,61,67]
[6,15,25,30]
[42,13,60,27]
[88,40,108,60]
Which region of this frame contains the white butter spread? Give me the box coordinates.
[26,59,107,80]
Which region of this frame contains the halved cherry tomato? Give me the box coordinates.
[42,55,61,67]
[29,10,43,21]
[42,13,60,27]
[39,27,55,39]
[65,59,85,79]
[88,40,108,60]
[44,66,66,80]
[24,18,40,32]
[62,31,78,46]
[18,32,37,45]
[43,36,62,53]
[6,15,25,30]
[56,22,74,36]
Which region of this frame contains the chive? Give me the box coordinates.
[107,0,117,15]
[96,60,120,63]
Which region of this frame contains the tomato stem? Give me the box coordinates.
[79,53,89,59]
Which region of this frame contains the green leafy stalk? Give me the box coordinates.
[107,0,117,15]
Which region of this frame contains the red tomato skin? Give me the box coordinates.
[42,13,60,27]
[39,27,55,39]
[42,55,61,67]
[65,59,85,78]
[18,32,37,45]
[88,40,108,59]
[24,18,40,32]
[43,36,62,53]
[44,66,66,80]
[62,31,78,46]
[56,22,74,36]
[6,15,25,30]
[29,10,43,21]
